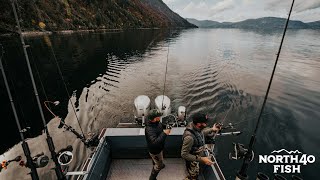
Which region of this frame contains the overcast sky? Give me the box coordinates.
[163,0,320,22]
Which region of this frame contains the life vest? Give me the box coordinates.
[182,126,205,155]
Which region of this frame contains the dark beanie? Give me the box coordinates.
[148,109,162,121]
[192,112,208,124]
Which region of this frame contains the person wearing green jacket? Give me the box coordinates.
[181,112,221,180]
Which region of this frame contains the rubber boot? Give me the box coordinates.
[149,168,160,180]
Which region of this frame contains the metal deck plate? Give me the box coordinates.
[107,158,187,180]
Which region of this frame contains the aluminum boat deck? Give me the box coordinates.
[107,158,187,180]
[73,127,224,180]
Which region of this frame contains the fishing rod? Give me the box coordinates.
[44,101,99,148]
[43,35,86,140]
[161,31,171,111]
[0,44,41,180]
[208,112,272,138]
[216,105,232,131]
[221,111,273,131]
[10,1,66,179]
[200,107,233,180]
[236,0,295,179]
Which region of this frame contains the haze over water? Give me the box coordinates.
[0,28,319,179]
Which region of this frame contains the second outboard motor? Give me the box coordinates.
[134,95,151,126]
[177,106,187,126]
[177,106,186,121]
[155,95,171,117]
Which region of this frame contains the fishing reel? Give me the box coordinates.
[57,145,73,166]
[57,145,73,174]
[58,118,99,148]
[84,132,99,148]
[162,114,177,129]
[31,152,49,168]
[0,153,49,172]
[162,113,187,129]
[212,122,242,136]
[221,122,235,130]
[0,156,22,172]
[18,153,49,168]
[229,143,254,161]
[45,101,98,148]
[0,154,49,173]
[204,122,222,144]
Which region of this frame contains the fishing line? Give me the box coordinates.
[27,46,59,120]
[195,49,235,121]
[28,44,51,105]
[25,39,55,111]
[221,104,232,124]
[222,112,273,130]
[0,43,40,180]
[46,40,86,138]
[10,1,66,179]
[211,104,233,140]
[237,0,295,178]
[3,45,33,137]
[161,31,171,110]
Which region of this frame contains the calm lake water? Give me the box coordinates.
[0,28,319,179]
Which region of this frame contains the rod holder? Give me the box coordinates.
[274,174,287,180]
[256,172,269,180]
[291,175,303,180]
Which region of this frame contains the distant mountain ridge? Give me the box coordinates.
[0,0,196,33]
[187,17,320,29]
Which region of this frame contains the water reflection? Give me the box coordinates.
[0,29,179,153]
[0,28,319,179]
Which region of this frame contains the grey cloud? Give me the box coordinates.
[265,1,292,11]
[211,4,235,14]
[209,0,236,16]
[295,1,320,12]
[163,0,320,22]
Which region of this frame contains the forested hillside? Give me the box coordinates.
[0,0,196,33]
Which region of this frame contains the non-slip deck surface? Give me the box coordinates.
[107,158,187,180]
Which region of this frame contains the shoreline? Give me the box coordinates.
[0,27,185,37]
[0,29,124,37]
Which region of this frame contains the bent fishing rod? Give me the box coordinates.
[10,1,66,179]
[236,0,295,179]
[0,45,39,180]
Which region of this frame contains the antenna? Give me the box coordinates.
[10,1,66,179]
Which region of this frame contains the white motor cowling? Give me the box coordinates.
[177,106,186,121]
[134,95,151,126]
[155,95,171,117]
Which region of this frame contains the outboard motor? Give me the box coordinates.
[177,106,186,121]
[177,106,187,126]
[134,95,151,126]
[155,95,171,117]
